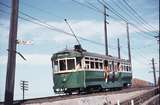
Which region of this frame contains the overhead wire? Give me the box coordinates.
[72,0,156,39]
[119,0,158,35]
[0,2,108,47]
[0,12,154,64]
[71,0,104,14]
[71,0,157,60]
[122,0,158,33]
[110,0,158,36]
[0,1,157,59]
[20,1,65,20]
[100,0,156,37]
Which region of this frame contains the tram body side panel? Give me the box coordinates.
[104,72,132,88]
[53,70,105,92]
[53,70,132,93]
[53,71,85,91]
[118,72,132,86]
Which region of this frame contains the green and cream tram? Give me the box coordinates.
[51,45,132,94]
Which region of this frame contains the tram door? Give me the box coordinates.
[104,60,109,82]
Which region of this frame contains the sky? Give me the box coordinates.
[0,0,159,101]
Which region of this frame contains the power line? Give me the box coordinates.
[122,0,158,33]
[71,0,104,14]
[0,1,157,58]
[1,9,120,53]
[100,0,156,38]
[0,2,107,47]
[72,0,156,39]
[84,0,104,14]
[21,1,65,20]
[121,0,158,35]
[110,0,158,35]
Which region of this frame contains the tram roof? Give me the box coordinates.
[52,49,130,64]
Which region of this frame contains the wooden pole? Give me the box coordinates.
[4,0,19,104]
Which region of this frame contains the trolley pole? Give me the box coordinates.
[4,0,19,105]
[126,23,132,69]
[117,38,121,59]
[104,5,109,56]
[151,58,157,86]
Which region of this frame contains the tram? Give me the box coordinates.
[51,45,132,94]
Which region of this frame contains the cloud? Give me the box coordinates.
[15,20,128,44]
[1,19,158,46]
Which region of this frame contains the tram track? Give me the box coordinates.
[0,86,154,105]
[19,86,153,104]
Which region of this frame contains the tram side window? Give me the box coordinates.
[95,62,99,69]
[59,60,66,71]
[124,66,126,71]
[124,66,127,71]
[104,60,108,66]
[67,59,75,70]
[126,66,128,71]
[117,62,120,71]
[54,60,58,72]
[121,65,123,71]
[100,63,103,69]
[90,62,94,69]
[85,61,90,69]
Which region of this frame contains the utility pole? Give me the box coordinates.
[151,58,157,86]
[126,23,132,69]
[104,5,109,56]
[4,0,19,105]
[20,80,29,100]
[117,38,121,59]
[97,0,109,56]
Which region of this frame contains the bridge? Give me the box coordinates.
[0,87,159,105]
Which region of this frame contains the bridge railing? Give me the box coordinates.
[115,87,159,105]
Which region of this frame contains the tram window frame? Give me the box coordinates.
[59,60,66,71]
[85,57,89,60]
[99,63,103,69]
[123,65,125,71]
[117,62,120,71]
[90,61,94,69]
[76,57,82,69]
[85,61,90,69]
[95,58,98,61]
[53,60,58,72]
[90,58,94,60]
[109,64,112,71]
[95,62,99,69]
[126,66,128,71]
[58,58,76,71]
[121,65,123,71]
[67,59,75,70]
[84,56,103,70]
[129,66,131,71]
[124,66,126,71]
[115,64,117,71]
[104,60,109,66]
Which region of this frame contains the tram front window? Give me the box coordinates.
[53,60,58,72]
[59,60,66,71]
[67,59,75,70]
[59,59,75,71]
